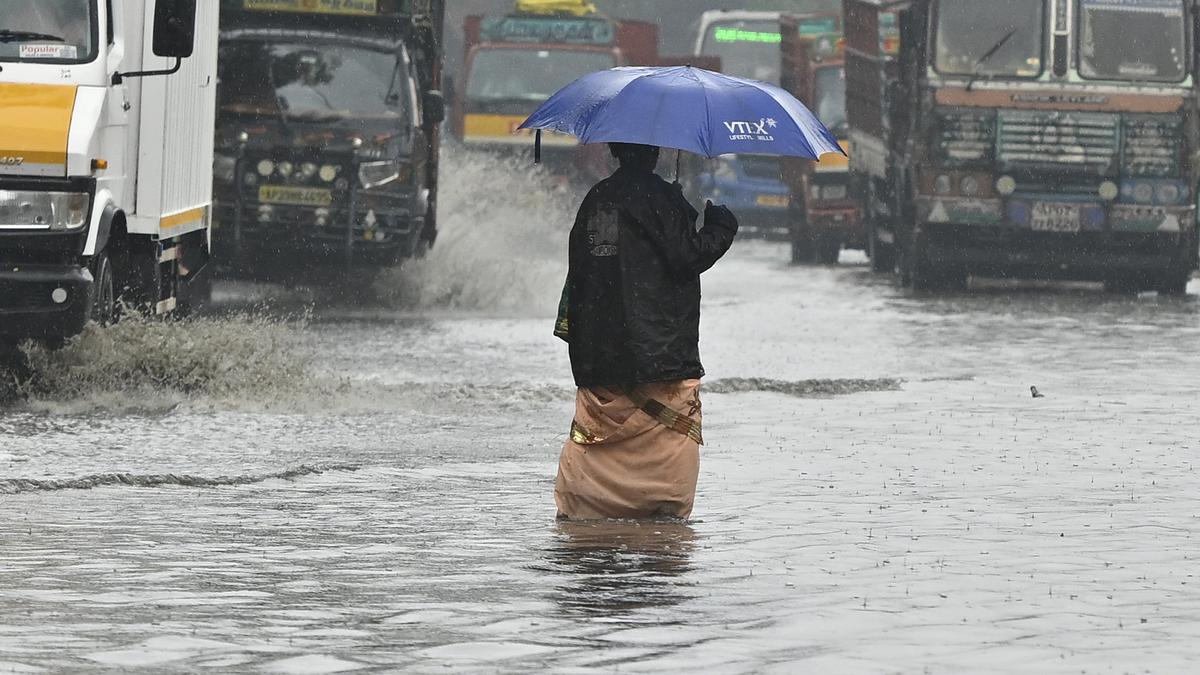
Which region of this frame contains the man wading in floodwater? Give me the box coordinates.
[554,142,739,520]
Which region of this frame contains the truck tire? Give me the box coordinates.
[176,270,213,317]
[816,235,841,265]
[113,237,160,315]
[900,230,965,292]
[1156,270,1192,296]
[89,251,116,326]
[790,223,815,264]
[868,220,896,273]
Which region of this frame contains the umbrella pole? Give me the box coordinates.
[675,149,681,183]
[535,130,542,164]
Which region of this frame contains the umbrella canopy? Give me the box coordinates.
[519,65,844,160]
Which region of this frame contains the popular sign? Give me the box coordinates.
[243,0,379,16]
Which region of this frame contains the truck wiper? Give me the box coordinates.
[966,28,1017,91]
[384,53,404,106]
[265,57,293,136]
[0,30,66,43]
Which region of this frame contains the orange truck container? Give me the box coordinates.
[780,15,861,264]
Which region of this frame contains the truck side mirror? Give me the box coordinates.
[424,90,446,126]
[152,0,197,59]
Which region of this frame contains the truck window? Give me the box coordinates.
[933,0,1044,78]
[1078,0,1187,82]
[700,20,783,84]
[0,0,97,64]
[218,42,411,123]
[466,48,615,103]
[813,66,847,137]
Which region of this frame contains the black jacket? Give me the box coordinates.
[566,165,738,387]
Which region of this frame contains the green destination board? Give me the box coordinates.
[713,16,838,44]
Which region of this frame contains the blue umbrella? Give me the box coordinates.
[519,65,844,161]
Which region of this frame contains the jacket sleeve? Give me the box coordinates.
[633,181,739,279]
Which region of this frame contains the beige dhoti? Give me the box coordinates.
[555,379,703,521]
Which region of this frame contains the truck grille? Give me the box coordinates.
[997,110,1119,174]
[937,111,995,165]
[1123,115,1181,177]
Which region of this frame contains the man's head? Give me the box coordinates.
[609,143,660,172]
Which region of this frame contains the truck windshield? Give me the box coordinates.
[466,48,615,103]
[0,0,97,64]
[1078,0,1187,82]
[814,66,847,137]
[934,0,1044,78]
[218,42,410,122]
[701,20,782,84]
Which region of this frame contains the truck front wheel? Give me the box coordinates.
[816,235,841,265]
[901,229,966,292]
[868,221,896,273]
[89,251,116,326]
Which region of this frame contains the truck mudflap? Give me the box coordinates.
[0,264,92,340]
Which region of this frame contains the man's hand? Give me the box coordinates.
[704,200,739,235]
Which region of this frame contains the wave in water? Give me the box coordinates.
[705,378,902,397]
[0,463,359,495]
[373,146,578,314]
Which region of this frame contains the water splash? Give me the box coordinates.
[373,146,578,313]
[9,312,311,410]
[0,463,359,495]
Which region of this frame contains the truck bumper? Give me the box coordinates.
[213,194,424,277]
[807,206,866,248]
[914,196,1196,279]
[0,264,92,340]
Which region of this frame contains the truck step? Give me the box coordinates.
[155,297,177,315]
[159,246,180,263]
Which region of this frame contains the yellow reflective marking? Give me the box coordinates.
[160,206,207,231]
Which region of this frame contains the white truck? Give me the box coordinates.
[0,0,218,343]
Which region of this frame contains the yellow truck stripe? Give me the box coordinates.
[464,114,576,146]
[160,206,208,237]
[0,84,77,176]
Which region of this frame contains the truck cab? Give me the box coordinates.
[694,10,842,236]
[213,0,444,279]
[780,18,859,264]
[846,0,1199,292]
[454,0,659,183]
[0,0,217,342]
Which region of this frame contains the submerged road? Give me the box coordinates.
[2,205,1200,671]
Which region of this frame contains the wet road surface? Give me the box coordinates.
[2,160,1200,672]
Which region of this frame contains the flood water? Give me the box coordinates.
[2,151,1199,673]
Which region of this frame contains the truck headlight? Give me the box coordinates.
[358,160,401,189]
[0,190,89,230]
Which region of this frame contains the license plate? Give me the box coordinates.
[756,194,789,208]
[258,185,333,207]
[1030,202,1081,233]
